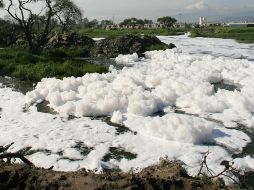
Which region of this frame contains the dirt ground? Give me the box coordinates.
[0,160,232,190]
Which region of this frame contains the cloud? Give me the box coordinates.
[186,0,208,10]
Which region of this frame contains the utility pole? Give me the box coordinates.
[112,14,115,24]
[179,13,182,23]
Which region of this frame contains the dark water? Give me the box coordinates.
[231,125,254,188]
[36,101,57,115]
[0,76,34,94]
[212,81,240,93]
[75,57,127,70]
[0,57,122,94]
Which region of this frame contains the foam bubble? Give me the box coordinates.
[115,53,139,64]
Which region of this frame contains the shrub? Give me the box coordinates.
[0,48,108,81]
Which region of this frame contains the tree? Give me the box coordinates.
[157,16,177,28]
[0,19,21,47]
[4,0,56,53]
[3,0,82,54]
[100,19,113,27]
[120,18,145,26]
[143,19,153,25]
[87,19,98,28]
[53,0,82,32]
[77,18,99,28]
[0,0,3,7]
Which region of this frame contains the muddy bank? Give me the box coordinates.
[0,160,230,190]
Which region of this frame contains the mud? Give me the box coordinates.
[0,160,232,190]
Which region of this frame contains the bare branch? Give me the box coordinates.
[0,142,14,153]
[0,153,34,166]
[197,151,241,185]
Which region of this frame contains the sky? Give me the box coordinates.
[0,0,254,23]
[73,0,254,22]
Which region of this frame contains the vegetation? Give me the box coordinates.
[146,43,175,51]
[119,18,153,26]
[75,27,185,38]
[53,0,82,32]
[190,27,254,43]
[0,19,21,47]
[100,19,114,27]
[3,0,82,54]
[79,18,100,28]
[0,48,107,81]
[157,16,177,28]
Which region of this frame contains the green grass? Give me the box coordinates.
[74,27,185,38]
[190,27,254,43]
[74,26,254,43]
[0,48,108,81]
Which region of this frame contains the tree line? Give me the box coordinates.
[119,17,177,28]
[79,16,177,28]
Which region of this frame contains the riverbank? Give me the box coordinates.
[190,27,254,43]
[0,48,108,81]
[73,27,254,44]
[75,28,185,38]
[0,160,232,190]
[0,34,172,81]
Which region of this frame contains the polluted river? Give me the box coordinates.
[0,35,254,187]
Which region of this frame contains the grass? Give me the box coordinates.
[0,48,108,81]
[74,26,254,43]
[190,27,254,43]
[74,27,186,38]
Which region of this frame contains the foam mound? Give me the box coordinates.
[26,48,254,129]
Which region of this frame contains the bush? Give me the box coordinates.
[0,48,108,81]
[190,27,254,43]
[0,19,21,47]
[44,49,69,60]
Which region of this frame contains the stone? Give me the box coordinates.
[90,35,174,58]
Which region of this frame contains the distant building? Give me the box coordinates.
[144,24,163,29]
[199,16,207,27]
[174,23,186,28]
[104,23,165,30]
[105,24,121,30]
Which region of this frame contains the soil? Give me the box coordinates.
[0,160,231,190]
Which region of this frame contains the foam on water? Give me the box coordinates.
[26,48,254,128]
[1,35,254,184]
[158,35,254,61]
[115,53,139,64]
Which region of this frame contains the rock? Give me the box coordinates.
[12,33,176,58]
[13,34,27,48]
[46,32,95,49]
[45,32,95,56]
[90,35,174,58]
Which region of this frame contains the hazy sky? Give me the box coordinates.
[73,0,254,22]
[1,0,254,22]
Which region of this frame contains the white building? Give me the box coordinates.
[199,16,207,27]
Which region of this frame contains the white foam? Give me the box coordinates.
[25,48,254,129]
[233,156,254,172]
[124,114,214,144]
[1,35,254,184]
[115,53,139,64]
[158,35,254,61]
[111,111,124,124]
